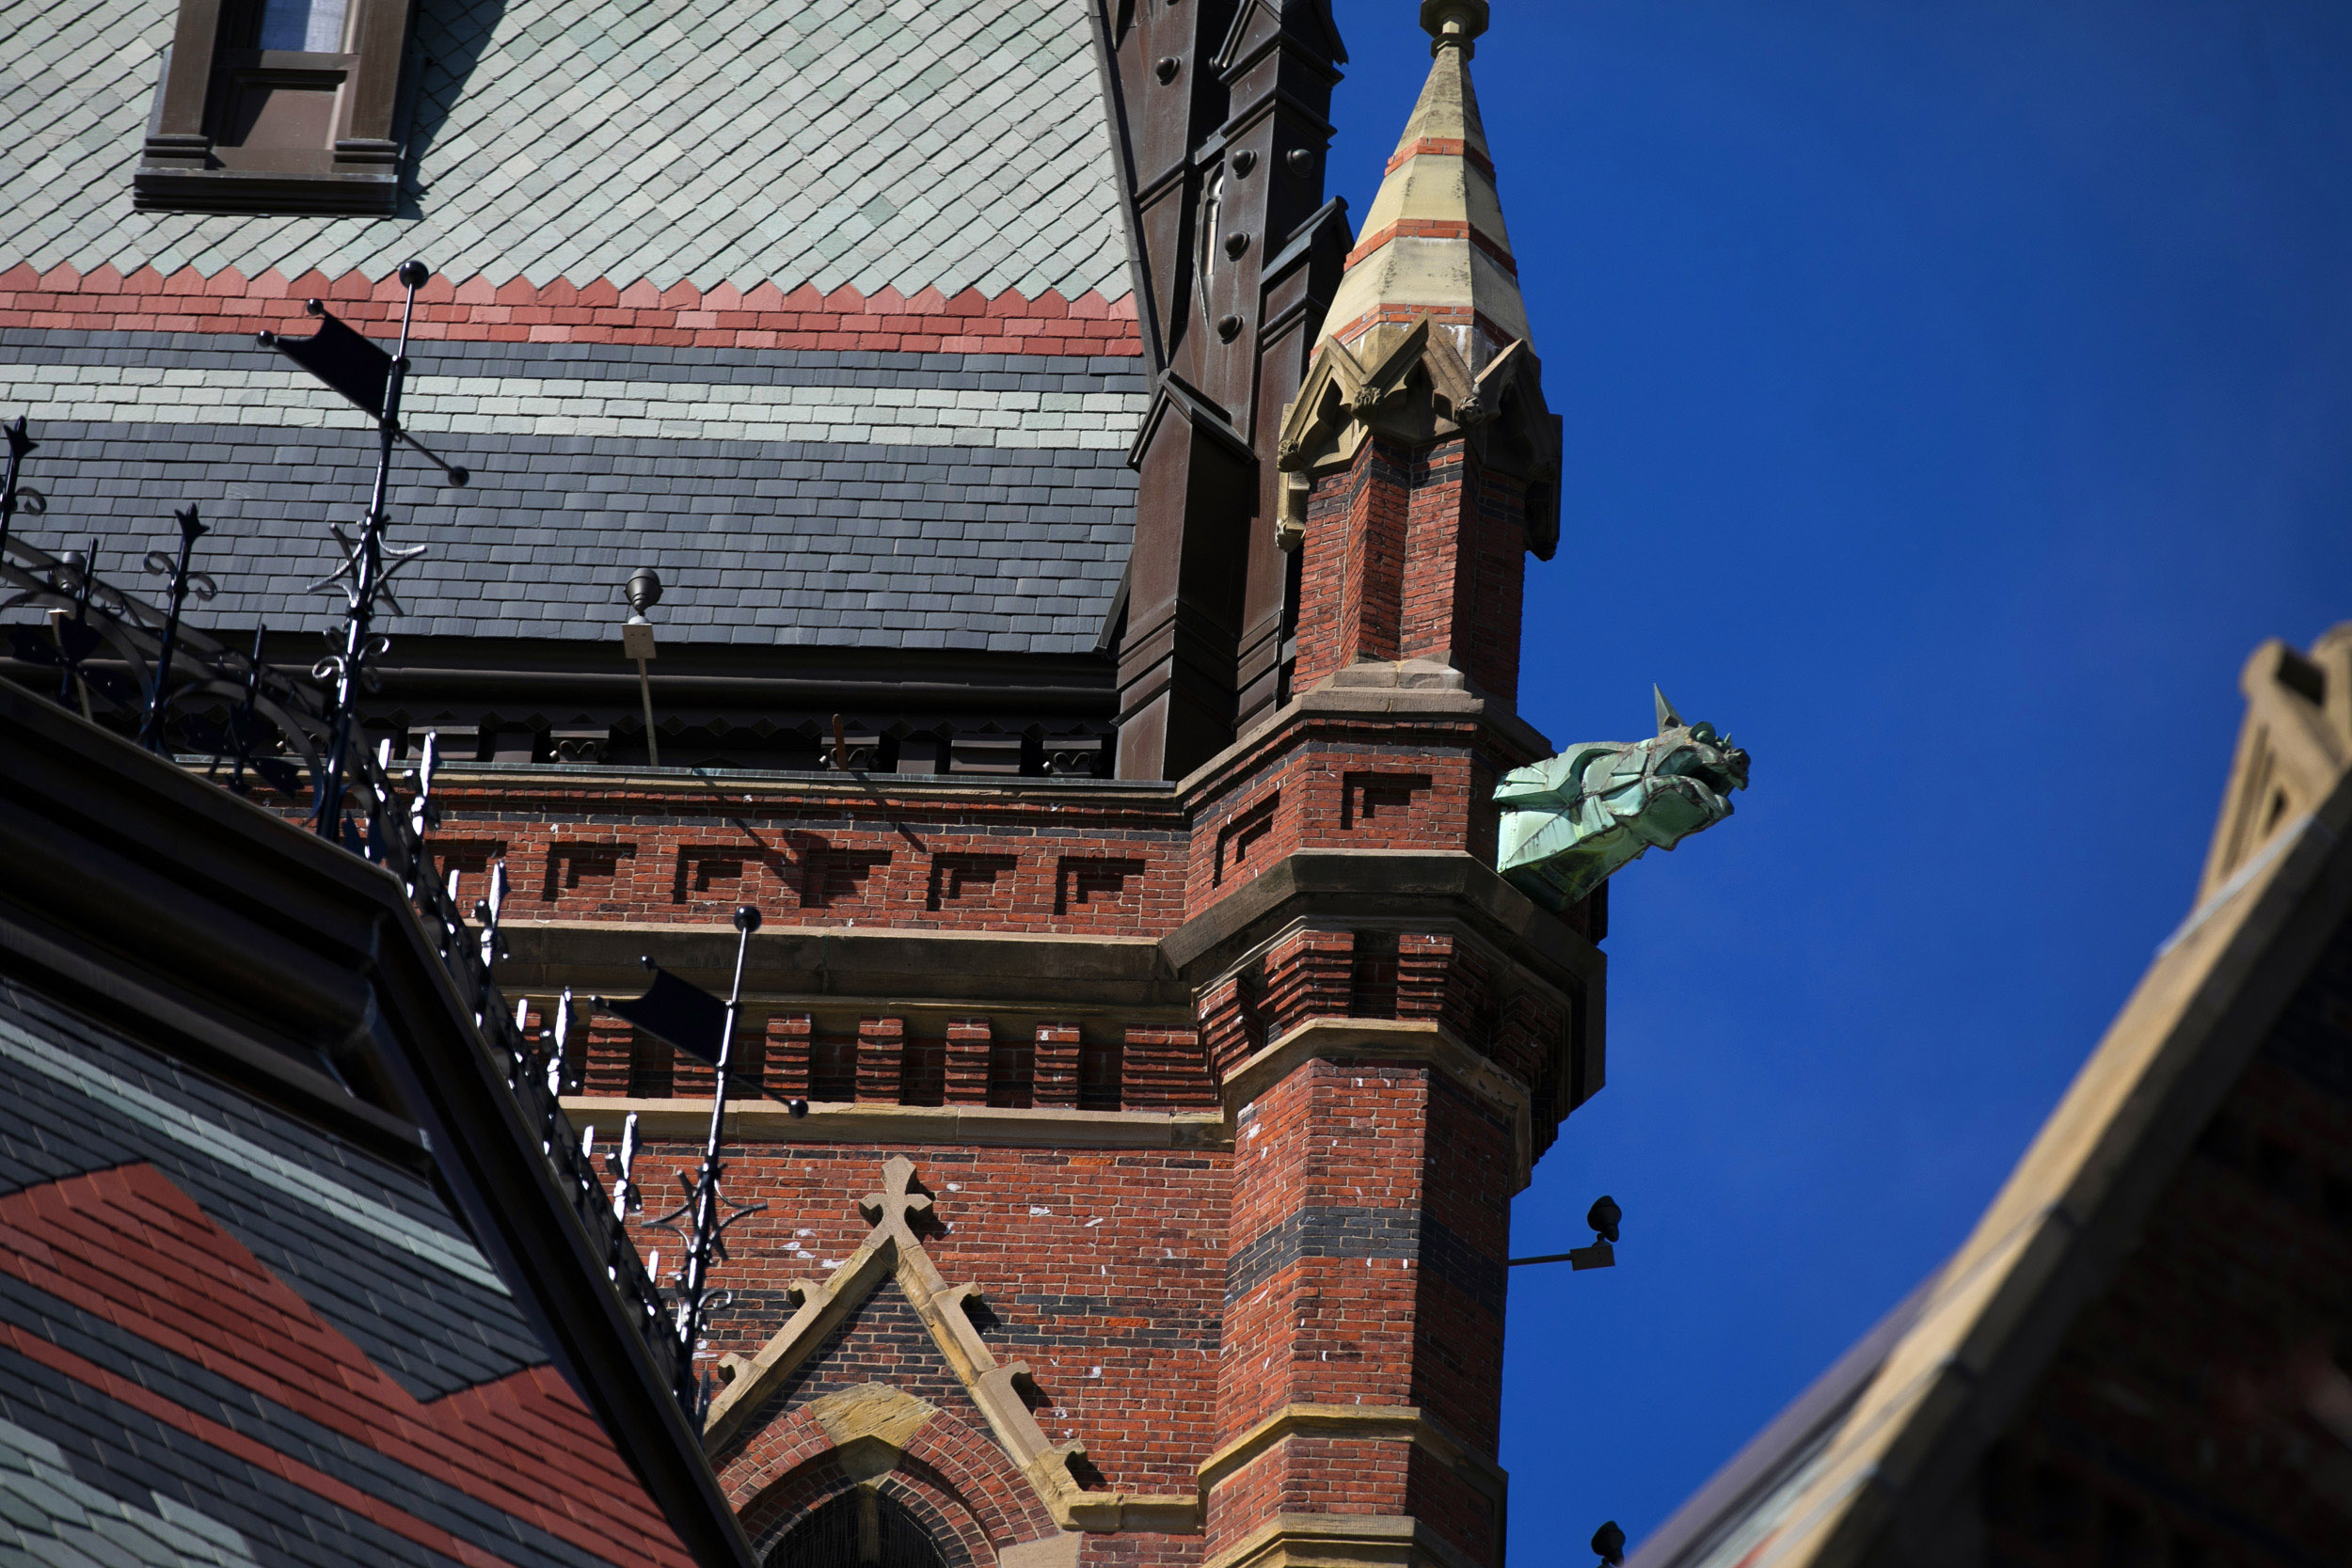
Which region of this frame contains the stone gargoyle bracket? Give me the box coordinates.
[700,1156,1197,1534]
[1496,687,1751,911]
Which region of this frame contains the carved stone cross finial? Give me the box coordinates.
[858,1155,934,1235]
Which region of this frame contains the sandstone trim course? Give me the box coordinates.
[563,1097,1227,1149]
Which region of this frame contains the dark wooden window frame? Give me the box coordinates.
[135,0,412,214]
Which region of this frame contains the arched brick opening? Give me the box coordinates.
[740,1450,1000,1568]
[768,1486,952,1568]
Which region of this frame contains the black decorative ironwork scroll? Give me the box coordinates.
[0,486,689,1408]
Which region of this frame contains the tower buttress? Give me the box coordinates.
[1274,0,1560,711]
[1199,10,1577,1568]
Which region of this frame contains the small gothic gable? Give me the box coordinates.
[1276,318,1563,559]
[706,1158,1197,1539]
[756,1283,990,1452]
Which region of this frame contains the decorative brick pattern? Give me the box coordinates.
[1184,729,1524,917]
[946,1021,995,1107]
[857,1018,908,1105]
[762,1014,814,1103]
[1035,1023,1085,1110]
[0,268,1142,354]
[442,777,1191,935]
[1120,1026,1218,1115]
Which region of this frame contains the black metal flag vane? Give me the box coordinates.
[258,260,468,846]
[596,905,771,1416]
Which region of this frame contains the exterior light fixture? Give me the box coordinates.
[623,566,661,767]
[1505,1194,1622,1271]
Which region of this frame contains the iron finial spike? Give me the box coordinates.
[0,413,37,561]
[140,505,216,751]
[1653,685,1683,734]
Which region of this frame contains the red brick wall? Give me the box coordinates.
[1181,727,1525,918]
[666,1140,1230,1509]
[432,779,1191,937]
[576,1010,1215,1117]
[1206,1056,1506,1568]
[1294,433,1531,703]
[415,413,1577,1559]
[1398,445,1528,705]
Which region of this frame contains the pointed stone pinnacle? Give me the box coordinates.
[1321,4,1529,372]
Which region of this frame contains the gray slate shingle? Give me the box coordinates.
[3,0,1129,301]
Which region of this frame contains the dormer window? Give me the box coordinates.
[134,0,410,214]
[253,0,348,52]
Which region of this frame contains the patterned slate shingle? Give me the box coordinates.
[2,334,1145,650]
[0,1415,262,1568]
[3,0,1131,300]
[0,984,698,1568]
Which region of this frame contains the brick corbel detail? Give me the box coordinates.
[1033,1023,1082,1108]
[762,1013,811,1101]
[945,1019,993,1105]
[1200,974,1263,1081]
[856,1016,905,1103]
[1120,1023,1217,1112]
[1260,927,1354,1042]
[582,1017,636,1097]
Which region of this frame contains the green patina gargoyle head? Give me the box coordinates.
[1493,687,1752,911]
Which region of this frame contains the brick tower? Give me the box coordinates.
[1192,4,1571,1564]
[0,0,1604,1558]
[516,4,1586,1565]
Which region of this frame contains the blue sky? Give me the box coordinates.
[1327,0,2352,1549]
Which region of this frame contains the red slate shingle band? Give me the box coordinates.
[0,1163,694,1567]
[0,1321,522,1568]
[0,264,1142,355]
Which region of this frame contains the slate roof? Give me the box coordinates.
[5,0,1132,298]
[0,979,699,1568]
[3,333,1147,650]
[1625,1280,1935,1568]
[1632,632,2352,1568]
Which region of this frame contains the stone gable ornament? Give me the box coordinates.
[1496,687,1751,911]
[702,1156,1196,1535]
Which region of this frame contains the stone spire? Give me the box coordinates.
[1318,0,1530,372]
